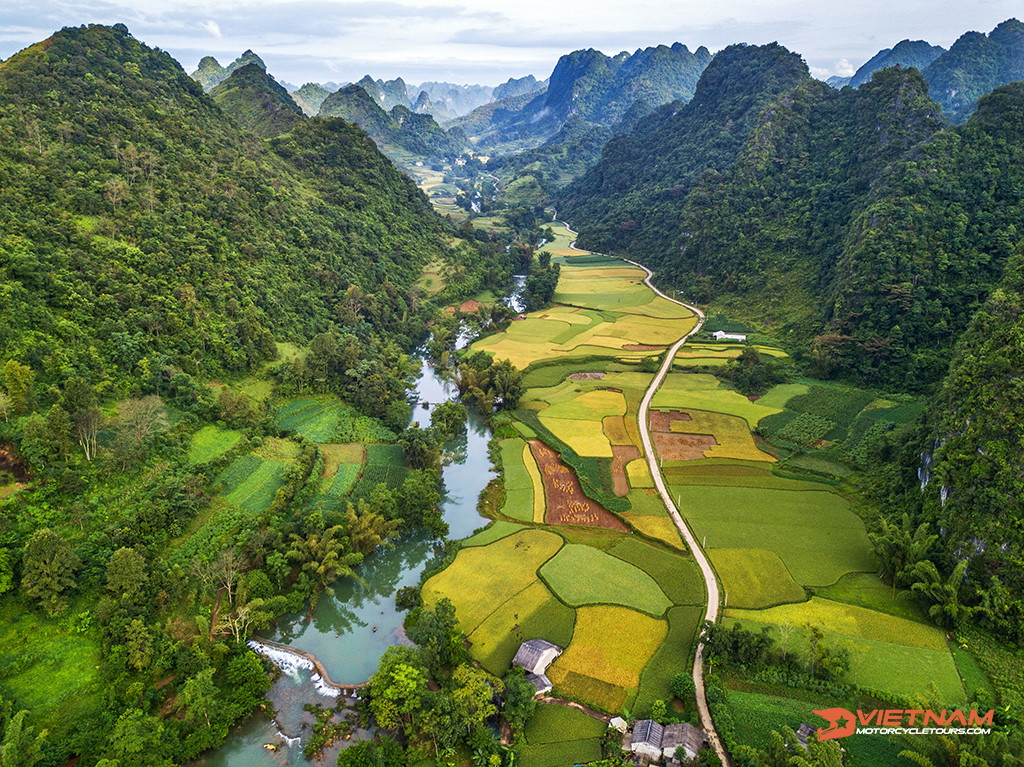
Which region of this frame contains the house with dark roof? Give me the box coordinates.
[661,722,709,761]
[630,719,664,761]
[795,722,815,750]
[512,639,563,696]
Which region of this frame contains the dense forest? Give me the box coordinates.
[0,22,515,765]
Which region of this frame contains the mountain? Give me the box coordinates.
[455,43,712,151]
[409,80,494,118]
[319,84,468,157]
[290,81,333,115]
[847,39,945,87]
[412,89,453,122]
[210,63,304,138]
[493,74,544,100]
[190,49,266,91]
[454,88,548,146]
[826,75,851,88]
[559,43,809,261]
[356,74,411,110]
[923,18,1024,122]
[0,23,455,395]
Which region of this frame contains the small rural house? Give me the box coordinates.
[628,720,709,763]
[630,719,665,761]
[512,639,563,695]
[711,330,747,342]
[795,723,815,750]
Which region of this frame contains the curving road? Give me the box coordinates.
[559,221,730,766]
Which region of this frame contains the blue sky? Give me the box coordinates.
[1,0,1019,87]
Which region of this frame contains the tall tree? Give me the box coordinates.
[61,378,102,461]
[286,525,363,611]
[105,547,148,602]
[21,529,80,615]
[0,362,34,415]
[0,695,47,767]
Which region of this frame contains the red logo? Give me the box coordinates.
[814,708,856,741]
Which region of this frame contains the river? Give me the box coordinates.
[195,358,496,766]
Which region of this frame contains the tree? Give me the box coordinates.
[181,668,218,727]
[61,377,102,461]
[0,391,11,422]
[110,396,168,468]
[344,500,401,556]
[501,667,537,736]
[911,559,975,629]
[368,645,430,734]
[399,424,441,471]
[106,709,171,767]
[407,598,467,673]
[0,550,13,596]
[430,401,466,440]
[286,525,363,612]
[125,619,153,671]
[21,529,80,615]
[106,547,148,602]
[0,695,47,767]
[1,361,34,414]
[870,513,937,597]
[450,664,502,736]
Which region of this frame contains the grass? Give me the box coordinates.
[725,610,965,702]
[0,602,102,732]
[753,383,809,410]
[539,544,672,615]
[517,739,603,767]
[626,459,654,488]
[320,443,364,479]
[536,415,612,457]
[725,598,948,651]
[215,454,290,514]
[785,384,876,428]
[814,573,926,623]
[633,605,704,717]
[950,644,997,706]
[708,548,806,609]
[350,444,408,499]
[623,514,684,549]
[422,529,564,633]
[524,704,606,743]
[461,521,526,548]
[725,688,911,766]
[671,485,876,586]
[187,425,242,465]
[500,439,538,522]
[652,373,781,429]
[663,408,774,462]
[276,396,396,444]
[467,581,575,675]
[548,605,667,712]
[607,538,704,606]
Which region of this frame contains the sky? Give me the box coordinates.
[0,0,1019,88]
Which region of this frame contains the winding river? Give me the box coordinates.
[196,357,497,765]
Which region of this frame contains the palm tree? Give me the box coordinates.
[286,525,363,613]
[869,513,937,598]
[910,559,974,629]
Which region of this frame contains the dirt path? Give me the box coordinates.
[559,220,731,766]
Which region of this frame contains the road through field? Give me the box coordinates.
[560,221,731,766]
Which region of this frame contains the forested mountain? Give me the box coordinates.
[318,84,469,157]
[408,80,494,118]
[355,73,412,110]
[846,39,945,87]
[0,23,462,396]
[564,51,1024,389]
[493,74,544,100]
[559,43,810,258]
[923,18,1024,122]
[454,42,712,151]
[190,49,266,91]
[210,63,304,138]
[290,81,332,115]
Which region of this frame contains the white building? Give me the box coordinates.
[711,330,748,342]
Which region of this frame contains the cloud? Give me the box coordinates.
[834,58,855,77]
[198,20,222,38]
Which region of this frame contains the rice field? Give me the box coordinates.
[710,548,806,609]
[422,529,563,633]
[539,544,673,615]
[500,438,540,522]
[652,373,782,428]
[671,485,876,586]
[187,425,242,465]
[519,703,606,767]
[547,605,667,712]
[461,520,526,548]
[467,581,575,675]
[275,396,396,443]
[633,605,704,716]
[608,538,704,606]
[652,408,774,462]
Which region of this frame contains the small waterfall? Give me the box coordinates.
[311,673,342,698]
[274,730,301,747]
[918,452,932,490]
[940,485,950,506]
[248,639,313,681]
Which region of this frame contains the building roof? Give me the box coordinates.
[512,639,562,675]
[662,722,708,756]
[795,722,815,748]
[524,672,552,695]
[631,719,665,748]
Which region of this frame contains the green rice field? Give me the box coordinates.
[539,544,672,615]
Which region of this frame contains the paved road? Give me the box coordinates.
[559,221,731,766]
